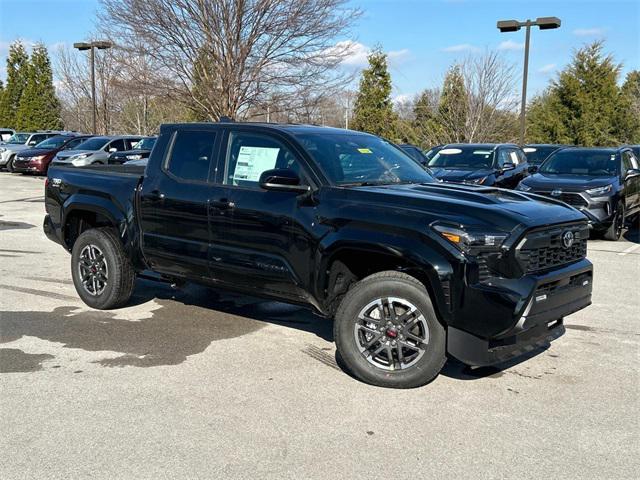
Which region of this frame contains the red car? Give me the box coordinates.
[12,134,93,175]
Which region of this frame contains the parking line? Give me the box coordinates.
[618,244,640,256]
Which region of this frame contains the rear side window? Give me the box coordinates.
[166,130,216,182]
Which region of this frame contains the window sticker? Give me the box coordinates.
[357,148,373,154]
[233,146,280,182]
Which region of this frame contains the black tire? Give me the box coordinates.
[6,156,15,173]
[71,227,136,309]
[604,202,625,241]
[333,271,446,388]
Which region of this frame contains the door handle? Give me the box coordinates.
[147,190,165,201]
[210,199,235,210]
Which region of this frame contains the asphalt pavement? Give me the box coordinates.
[1,172,638,479]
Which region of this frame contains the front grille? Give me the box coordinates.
[516,223,588,274]
[533,191,588,207]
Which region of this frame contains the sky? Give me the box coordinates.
[0,0,639,103]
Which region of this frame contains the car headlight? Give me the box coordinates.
[126,154,142,160]
[30,155,45,162]
[585,184,612,196]
[464,176,488,185]
[516,183,532,191]
[72,154,89,160]
[432,222,509,255]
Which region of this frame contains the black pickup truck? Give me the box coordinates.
[44,122,593,388]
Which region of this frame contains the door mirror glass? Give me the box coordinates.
[501,161,516,171]
[259,169,310,193]
[108,147,117,153]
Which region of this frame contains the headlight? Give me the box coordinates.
[432,223,509,255]
[31,155,45,162]
[464,176,488,185]
[516,183,532,191]
[126,154,142,160]
[72,154,89,160]
[585,184,612,196]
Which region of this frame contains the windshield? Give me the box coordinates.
[523,146,560,165]
[133,137,156,150]
[428,147,494,169]
[540,150,618,176]
[5,133,30,144]
[73,137,110,151]
[296,132,434,186]
[34,136,71,149]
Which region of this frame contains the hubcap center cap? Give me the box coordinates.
[386,328,398,338]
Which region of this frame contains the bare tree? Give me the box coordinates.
[99,0,360,121]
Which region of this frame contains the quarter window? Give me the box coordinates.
[224,132,303,187]
[166,130,216,182]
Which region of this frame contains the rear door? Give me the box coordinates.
[139,128,220,279]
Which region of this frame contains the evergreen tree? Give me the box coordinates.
[15,43,63,131]
[412,89,442,147]
[351,47,399,140]
[438,65,468,143]
[615,70,640,143]
[527,41,636,145]
[0,41,29,128]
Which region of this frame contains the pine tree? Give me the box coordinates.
[437,65,468,143]
[615,70,640,143]
[527,41,635,146]
[15,43,63,130]
[0,41,29,128]
[412,89,442,147]
[351,47,399,140]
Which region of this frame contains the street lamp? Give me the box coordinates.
[73,40,113,134]
[497,17,561,144]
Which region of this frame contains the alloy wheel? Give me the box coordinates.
[78,244,108,296]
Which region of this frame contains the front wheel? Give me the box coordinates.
[6,156,15,172]
[604,203,625,241]
[334,271,446,388]
[71,228,136,309]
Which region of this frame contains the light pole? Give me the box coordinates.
[497,17,561,144]
[73,41,113,134]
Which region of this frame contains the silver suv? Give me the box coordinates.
[51,136,143,167]
[0,131,63,170]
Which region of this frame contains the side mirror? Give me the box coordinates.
[259,169,310,193]
[108,147,118,153]
[501,162,516,171]
[528,165,539,174]
[626,168,640,178]
[28,141,37,146]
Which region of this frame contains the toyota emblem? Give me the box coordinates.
[551,189,562,197]
[562,231,575,249]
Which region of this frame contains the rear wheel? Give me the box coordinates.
[604,203,625,241]
[71,228,136,309]
[334,271,446,388]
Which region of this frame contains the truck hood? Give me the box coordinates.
[521,173,615,192]
[343,182,585,232]
[429,167,494,183]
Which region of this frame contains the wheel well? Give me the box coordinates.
[324,249,436,315]
[64,210,115,249]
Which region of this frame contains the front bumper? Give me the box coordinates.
[13,158,47,174]
[447,259,592,366]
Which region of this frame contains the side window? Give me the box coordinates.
[106,139,126,152]
[516,149,528,165]
[621,151,633,176]
[165,130,216,182]
[497,149,511,167]
[126,138,141,150]
[65,137,86,150]
[508,150,520,165]
[224,131,304,188]
[30,134,46,145]
[630,153,639,169]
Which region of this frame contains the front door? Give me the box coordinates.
[208,128,315,301]
[139,129,219,279]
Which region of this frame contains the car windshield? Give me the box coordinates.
[296,132,434,186]
[523,146,560,165]
[133,137,156,150]
[34,136,72,149]
[73,137,110,151]
[428,146,494,169]
[5,133,30,144]
[539,149,618,176]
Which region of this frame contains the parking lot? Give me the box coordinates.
[0,172,638,479]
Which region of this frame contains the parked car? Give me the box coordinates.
[625,145,640,159]
[427,143,529,188]
[51,135,143,167]
[108,136,157,164]
[516,146,640,240]
[424,144,445,162]
[0,131,63,171]
[12,134,94,175]
[0,128,15,142]
[398,143,429,166]
[523,144,567,166]
[44,122,593,388]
